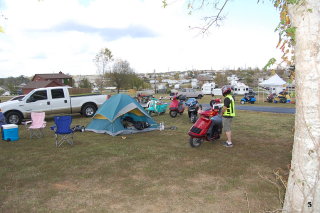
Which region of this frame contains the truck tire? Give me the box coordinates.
[82,104,97,117]
[6,111,23,125]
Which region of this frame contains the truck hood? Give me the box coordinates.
[0,100,20,112]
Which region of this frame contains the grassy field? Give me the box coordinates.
[0,104,294,212]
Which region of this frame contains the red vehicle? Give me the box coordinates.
[188,106,222,147]
[169,97,185,118]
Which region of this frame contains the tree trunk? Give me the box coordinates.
[283,1,320,212]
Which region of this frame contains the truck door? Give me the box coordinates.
[23,89,51,113]
[49,88,71,114]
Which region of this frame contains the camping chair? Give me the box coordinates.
[0,111,6,127]
[23,112,46,139]
[0,111,6,139]
[51,116,74,147]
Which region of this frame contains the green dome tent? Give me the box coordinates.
[86,94,159,136]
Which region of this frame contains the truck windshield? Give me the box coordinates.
[27,90,48,102]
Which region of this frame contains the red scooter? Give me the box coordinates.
[188,106,222,147]
[169,97,185,118]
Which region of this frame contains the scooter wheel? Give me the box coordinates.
[240,100,245,104]
[169,110,178,118]
[190,114,197,123]
[189,137,202,147]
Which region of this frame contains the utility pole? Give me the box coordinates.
[153,69,157,94]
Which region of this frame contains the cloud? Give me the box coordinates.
[32,53,47,60]
[32,21,158,41]
[0,0,282,78]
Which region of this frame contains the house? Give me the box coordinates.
[32,71,73,87]
[21,71,73,94]
[22,80,65,94]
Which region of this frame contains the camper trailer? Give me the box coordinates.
[201,83,216,95]
[232,82,249,95]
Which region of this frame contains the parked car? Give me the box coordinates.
[175,88,203,99]
[0,86,108,124]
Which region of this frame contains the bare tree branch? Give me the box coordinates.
[188,0,230,34]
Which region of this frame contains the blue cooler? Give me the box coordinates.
[2,124,19,141]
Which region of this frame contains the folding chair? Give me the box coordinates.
[0,111,7,139]
[24,112,46,139]
[51,116,74,147]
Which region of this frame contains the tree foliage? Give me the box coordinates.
[107,59,134,93]
[94,48,113,92]
[214,72,228,87]
[0,75,30,94]
[78,77,92,89]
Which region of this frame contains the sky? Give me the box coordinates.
[0,0,282,78]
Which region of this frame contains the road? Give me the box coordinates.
[236,105,295,114]
[202,104,295,114]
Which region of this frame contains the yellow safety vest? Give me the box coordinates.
[223,94,235,117]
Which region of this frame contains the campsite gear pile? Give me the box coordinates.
[188,105,222,147]
[185,98,200,123]
[240,92,256,104]
[266,92,291,103]
[266,93,275,103]
[273,91,289,103]
[86,94,159,136]
[136,94,153,108]
[145,98,168,115]
[169,96,185,118]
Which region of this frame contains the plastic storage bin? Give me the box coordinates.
[2,124,19,141]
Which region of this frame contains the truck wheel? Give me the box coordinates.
[82,104,97,117]
[6,111,23,125]
[169,110,178,118]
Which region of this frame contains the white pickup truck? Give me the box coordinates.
[0,86,108,124]
[175,88,203,99]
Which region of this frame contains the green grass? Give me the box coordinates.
[0,109,294,212]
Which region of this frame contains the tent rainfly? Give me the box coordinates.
[86,94,159,136]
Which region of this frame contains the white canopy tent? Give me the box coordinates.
[259,74,287,95]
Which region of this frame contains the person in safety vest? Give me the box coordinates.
[221,85,235,147]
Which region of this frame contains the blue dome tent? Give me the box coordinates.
[86,94,159,136]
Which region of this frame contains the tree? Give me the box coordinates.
[107,59,134,93]
[214,72,228,87]
[94,48,113,93]
[78,77,92,89]
[128,74,150,90]
[163,0,320,211]
[283,1,320,212]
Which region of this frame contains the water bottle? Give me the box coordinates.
[160,122,164,131]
